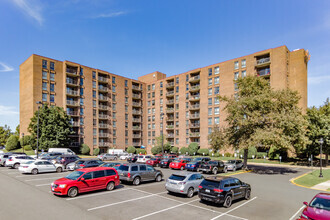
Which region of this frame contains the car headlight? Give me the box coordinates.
[59,184,67,188]
[300,213,308,219]
[51,182,54,187]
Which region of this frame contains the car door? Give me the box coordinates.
[229,178,241,200]
[78,171,95,192]
[146,165,155,180]
[44,161,56,172]
[92,170,107,189]
[34,161,44,172]
[195,173,204,191]
[139,165,148,181]
[233,178,245,199]
[188,174,198,191]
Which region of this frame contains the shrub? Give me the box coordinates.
[239,147,258,159]
[163,142,172,153]
[224,152,232,157]
[268,147,288,160]
[93,148,100,156]
[179,147,189,155]
[136,149,146,155]
[210,152,220,157]
[24,145,32,151]
[171,146,179,154]
[256,152,267,159]
[6,135,20,151]
[188,142,199,156]
[80,144,90,155]
[127,146,136,154]
[197,149,209,156]
[151,146,161,155]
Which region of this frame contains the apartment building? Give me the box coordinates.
[20,45,309,153]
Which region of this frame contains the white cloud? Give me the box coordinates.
[0,62,14,72]
[308,75,330,85]
[12,0,43,25]
[93,11,127,18]
[0,105,19,116]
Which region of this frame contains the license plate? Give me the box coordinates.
[203,197,212,201]
[205,189,210,193]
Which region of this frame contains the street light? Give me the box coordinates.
[319,138,324,178]
[22,133,24,153]
[36,101,43,159]
[160,113,164,155]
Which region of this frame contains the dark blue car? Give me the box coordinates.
[185,157,211,171]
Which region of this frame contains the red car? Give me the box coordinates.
[146,158,161,167]
[51,167,120,198]
[154,154,163,159]
[169,159,189,170]
[299,193,330,220]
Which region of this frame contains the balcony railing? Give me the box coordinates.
[98,76,108,82]
[132,102,141,107]
[99,114,109,119]
[190,114,200,119]
[133,134,141,138]
[99,105,109,110]
[66,90,79,96]
[66,69,78,75]
[132,118,141,123]
[189,75,200,82]
[132,110,141,115]
[132,85,141,91]
[166,108,174,113]
[67,111,79,116]
[166,125,174,129]
[99,96,108,101]
[167,134,175,138]
[98,86,108,92]
[189,133,200,137]
[66,79,79,86]
[166,100,175,105]
[189,85,200,91]
[190,104,200,110]
[99,142,110,147]
[257,68,271,76]
[189,96,200,101]
[132,126,141,130]
[70,121,79,127]
[132,142,140,146]
[167,117,174,121]
[70,142,80,147]
[190,123,200,128]
[168,141,174,146]
[66,100,79,106]
[99,133,110,137]
[256,57,271,65]
[132,94,141,99]
[166,82,175,88]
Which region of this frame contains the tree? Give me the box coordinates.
[0,125,11,146]
[221,76,308,168]
[20,135,36,149]
[151,146,161,155]
[188,142,199,156]
[15,125,20,136]
[179,147,188,155]
[5,135,20,151]
[127,146,136,154]
[81,144,90,155]
[208,126,227,153]
[305,98,330,166]
[155,135,171,153]
[93,148,100,156]
[171,146,179,154]
[28,105,73,151]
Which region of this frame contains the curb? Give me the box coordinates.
[247,162,330,170]
[290,172,330,192]
[221,170,252,176]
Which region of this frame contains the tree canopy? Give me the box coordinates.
[208,126,227,153]
[0,125,11,146]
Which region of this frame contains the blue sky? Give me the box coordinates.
[0,0,329,130]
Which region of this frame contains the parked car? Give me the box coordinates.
[146,158,161,167]
[154,154,163,159]
[6,155,35,169]
[185,157,211,171]
[169,159,190,170]
[19,160,64,174]
[166,172,204,198]
[199,160,227,174]
[159,158,175,168]
[163,154,177,160]
[51,167,120,197]
[127,155,138,163]
[0,152,15,166]
[100,162,122,170]
[53,155,80,168]
[299,193,330,220]
[225,160,243,171]
[98,153,118,161]
[71,159,104,170]
[119,153,130,160]
[136,155,153,163]
[198,176,251,207]
[117,163,163,186]
[39,152,64,160]
[48,148,75,155]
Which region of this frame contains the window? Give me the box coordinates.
[80,77,83,86]
[80,68,83,76]
[125,89,128,95]
[152,123,155,129]
[50,83,55,92]
[186,138,189,144]
[112,95,116,102]
[93,128,97,136]
[148,85,151,91]
[152,84,155,90]
[241,59,246,68]
[148,101,151,107]
[152,131,155,137]
[93,91,96,98]
[176,86,179,93]
[234,72,239,80]
[208,98,212,106]
[93,81,96,89]
[80,117,84,125]
[234,83,239,91]
[50,62,54,70]
[125,139,128,145]
[148,109,151,114]
[83,172,93,180]
[186,84,189,91]
[125,97,128,104]
[152,108,155,114]
[148,131,151,137]
[42,71,48,80]
[140,165,146,171]
[148,139,151,145]
[186,112,189,118]
[208,78,212,86]
[42,60,47,69]
[176,95,179,102]
[214,97,219,105]
[214,107,219,115]
[176,77,179,84]
[176,138,179,145]
[152,92,155,98]
[125,122,128,128]
[186,75,189,82]
[50,73,55,81]
[160,98,163,105]
[113,121,116,128]
[112,86,116,93]
[148,124,151,129]
[93,138,97,145]
[234,61,239,69]
[208,88,212,96]
[148,93,151,99]
[160,90,163,96]
[214,66,219,75]
[42,82,47,90]
[214,117,220,124]
[80,98,84,105]
[106,169,116,176]
[176,121,179,128]
[186,102,189,109]
[186,93,189,100]
[125,105,128,112]
[214,76,219,84]
[242,70,246,78]
[152,115,155,121]
[160,106,163,113]
[113,112,116,119]
[112,76,116,84]
[125,80,128,87]
[113,138,116,145]
[208,108,212,115]
[208,127,213,134]
[92,71,96,79]
[80,88,83,96]
[214,87,219,95]
[93,170,105,178]
[125,114,128,120]
[208,118,212,125]
[160,82,163,88]
[113,103,116,110]
[93,100,96,107]
[50,94,54,103]
[208,68,212,76]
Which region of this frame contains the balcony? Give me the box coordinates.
[99,96,108,101]
[132,110,141,115]
[132,102,141,107]
[189,85,200,92]
[133,134,141,138]
[66,90,79,96]
[66,79,79,86]
[70,121,79,127]
[132,142,140,146]
[99,105,109,110]
[132,94,141,99]
[166,108,174,113]
[66,68,78,76]
[70,142,80,147]
[67,111,79,116]
[99,142,110,147]
[132,118,141,123]
[168,141,174,146]
[190,123,200,128]
[167,117,174,121]
[167,134,175,138]
[189,75,200,83]
[189,133,200,137]
[256,57,271,67]
[189,96,200,102]
[257,68,271,77]
[132,126,141,130]
[99,124,109,129]
[66,100,79,106]
[98,86,108,92]
[190,104,200,110]
[99,133,110,138]
[132,85,141,91]
[190,114,200,119]
[166,100,175,105]
[166,91,175,97]
[166,82,175,89]
[166,125,174,130]
[98,76,108,83]
[99,114,109,119]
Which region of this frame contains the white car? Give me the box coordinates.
[18,160,64,174]
[119,153,130,160]
[136,155,152,163]
[66,162,75,171]
[6,155,35,169]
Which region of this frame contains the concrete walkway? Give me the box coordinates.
[312,180,330,190]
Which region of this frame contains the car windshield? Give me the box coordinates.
[23,161,35,164]
[76,161,84,165]
[193,158,202,162]
[169,174,186,181]
[309,197,330,211]
[138,156,143,158]
[201,180,220,188]
[65,171,84,180]
[207,161,217,165]
[118,165,129,171]
[173,160,181,163]
[227,160,236,164]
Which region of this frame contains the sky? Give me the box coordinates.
[0,0,329,131]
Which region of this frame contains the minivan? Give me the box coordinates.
[48,148,75,155]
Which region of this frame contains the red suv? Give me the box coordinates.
[146,158,161,167]
[51,167,120,197]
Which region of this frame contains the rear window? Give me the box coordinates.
[131,166,138,171]
[169,174,186,181]
[208,161,218,165]
[93,170,105,178]
[118,165,129,171]
[138,156,143,158]
[200,179,221,188]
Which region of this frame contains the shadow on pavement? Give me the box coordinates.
[247,165,299,175]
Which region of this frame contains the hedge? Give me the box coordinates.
[24,145,32,151]
[80,144,90,155]
[188,142,199,156]
[197,149,209,156]
[136,149,146,155]
[179,147,189,155]
[171,146,179,154]
[127,146,136,154]
[93,148,100,156]
[6,135,20,151]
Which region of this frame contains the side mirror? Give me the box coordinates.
[80,178,85,181]
[303,202,308,206]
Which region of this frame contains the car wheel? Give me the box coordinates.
[245,189,251,200]
[155,174,162,182]
[187,187,194,198]
[223,195,232,208]
[106,181,115,191]
[180,166,184,170]
[56,167,62,173]
[133,177,141,186]
[14,163,20,169]
[213,168,218,175]
[68,187,78,198]
[233,167,236,172]
[223,167,228,173]
[32,168,38,175]
[114,157,117,161]
[202,171,205,174]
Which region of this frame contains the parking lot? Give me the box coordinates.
[0,164,323,220]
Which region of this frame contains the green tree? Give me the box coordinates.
[28,105,73,151]
[20,135,36,149]
[151,146,161,155]
[155,135,171,153]
[179,147,189,155]
[93,148,100,156]
[15,125,20,136]
[197,148,209,156]
[208,126,227,153]
[188,142,199,156]
[305,98,330,166]
[0,125,11,146]
[81,144,90,155]
[5,135,20,151]
[127,146,136,154]
[171,146,179,154]
[221,76,308,168]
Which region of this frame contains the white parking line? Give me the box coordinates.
[67,188,131,201]
[87,191,167,211]
[8,172,18,174]
[16,173,66,178]
[210,197,257,220]
[132,198,199,220]
[25,177,60,182]
[289,205,305,220]
[35,183,52,187]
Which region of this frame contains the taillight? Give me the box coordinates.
[128,173,131,178]
[214,189,223,193]
[23,166,29,168]
[198,186,203,189]
[79,164,85,167]
[9,159,13,161]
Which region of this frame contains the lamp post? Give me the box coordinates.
[319,138,324,178]
[36,101,42,159]
[160,113,164,155]
[22,133,24,153]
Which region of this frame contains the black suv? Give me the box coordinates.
[159,158,175,168]
[54,155,80,168]
[199,160,227,174]
[127,155,138,163]
[73,159,104,170]
[198,176,251,207]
